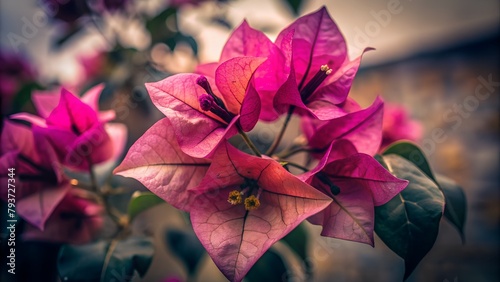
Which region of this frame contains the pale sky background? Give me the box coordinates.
[1,0,499,84]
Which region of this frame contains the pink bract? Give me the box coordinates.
[23,189,104,244]
[302,97,384,157]
[0,120,70,230]
[381,103,423,150]
[300,140,408,246]
[147,56,264,158]
[196,21,289,121]
[114,118,210,211]
[188,141,331,281]
[11,86,126,170]
[271,7,372,120]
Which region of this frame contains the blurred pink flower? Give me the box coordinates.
[11,85,126,170]
[0,120,70,230]
[381,103,423,150]
[23,189,104,244]
[77,51,107,85]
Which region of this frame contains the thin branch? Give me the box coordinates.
[238,127,262,157]
[283,161,309,172]
[266,106,294,156]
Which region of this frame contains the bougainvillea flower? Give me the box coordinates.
[272,7,372,120]
[302,97,384,157]
[196,21,290,121]
[188,141,331,281]
[29,84,116,122]
[147,56,264,158]
[114,118,210,211]
[23,189,104,244]
[300,139,408,245]
[0,120,70,230]
[11,86,126,170]
[381,103,423,150]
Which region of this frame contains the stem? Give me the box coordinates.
[238,127,262,157]
[266,106,294,156]
[278,147,308,159]
[283,161,309,172]
[88,160,98,193]
[87,158,126,228]
[278,146,325,159]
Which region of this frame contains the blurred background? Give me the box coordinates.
[1,0,499,281]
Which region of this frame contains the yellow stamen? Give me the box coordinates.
[228,190,242,205]
[244,195,261,211]
[320,64,329,72]
[70,179,79,186]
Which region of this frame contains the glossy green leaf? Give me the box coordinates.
[383,141,436,182]
[245,248,289,282]
[375,154,445,280]
[383,141,467,241]
[436,174,467,242]
[57,237,154,282]
[165,228,205,275]
[128,191,165,222]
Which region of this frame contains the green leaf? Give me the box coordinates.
[245,248,289,282]
[165,228,205,275]
[57,237,154,282]
[127,191,164,222]
[375,154,445,280]
[374,154,389,170]
[436,174,467,242]
[383,141,436,182]
[383,141,467,241]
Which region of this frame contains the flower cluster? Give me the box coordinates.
[1,85,126,243]
[115,7,409,281]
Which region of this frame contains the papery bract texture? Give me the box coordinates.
[189,142,331,281]
[302,97,384,157]
[114,118,210,211]
[272,7,372,120]
[301,140,408,245]
[147,56,264,158]
[196,21,290,121]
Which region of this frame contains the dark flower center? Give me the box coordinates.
[300,64,332,102]
[196,76,235,124]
